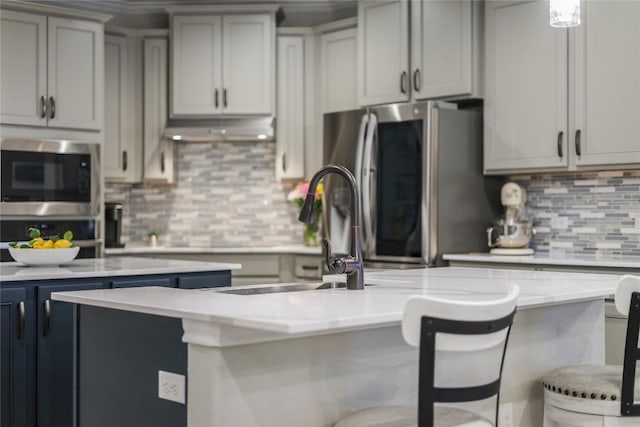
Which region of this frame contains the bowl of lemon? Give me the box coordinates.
[8,227,79,266]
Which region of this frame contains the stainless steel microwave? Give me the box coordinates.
[0,139,99,217]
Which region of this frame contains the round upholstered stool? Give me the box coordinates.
[334,405,493,427]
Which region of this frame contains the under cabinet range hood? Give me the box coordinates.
[163,117,275,142]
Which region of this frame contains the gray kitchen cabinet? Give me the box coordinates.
[0,9,104,131]
[169,9,275,117]
[484,0,640,174]
[358,0,480,107]
[105,34,141,182]
[276,33,307,181]
[321,27,358,113]
[143,37,174,183]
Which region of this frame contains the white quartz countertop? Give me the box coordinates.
[0,257,241,282]
[443,253,640,269]
[52,267,622,335]
[104,244,321,256]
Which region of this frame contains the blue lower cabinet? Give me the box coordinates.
[177,271,231,289]
[0,287,33,427]
[37,282,104,427]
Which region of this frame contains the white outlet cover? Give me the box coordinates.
[158,370,186,404]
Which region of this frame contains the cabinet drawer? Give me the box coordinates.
[177,272,231,289]
[295,256,323,280]
[110,277,174,288]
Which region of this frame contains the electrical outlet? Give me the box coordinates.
[158,370,186,404]
[499,402,513,427]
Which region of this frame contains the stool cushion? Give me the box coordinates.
[333,405,493,427]
[542,364,640,416]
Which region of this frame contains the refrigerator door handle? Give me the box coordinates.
[361,113,378,254]
[354,113,369,199]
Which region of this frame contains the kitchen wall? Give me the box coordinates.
[511,171,640,257]
[105,141,303,247]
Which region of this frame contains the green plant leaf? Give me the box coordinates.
[63,230,73,241]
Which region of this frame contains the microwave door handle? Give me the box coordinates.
[361,113,377,254]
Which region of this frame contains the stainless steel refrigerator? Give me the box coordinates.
[322,101,502,267]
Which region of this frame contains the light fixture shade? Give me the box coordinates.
[550,0,581,27]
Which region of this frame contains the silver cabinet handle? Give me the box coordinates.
[160,151,165,173]
[557,131,564,158]
[18,301,25,339]
[413,69,421,92]
[49,96,56,119]
[40,95,47,118]
[43,299,51,337]
[282,153,287,172]
[400,71,408,94]
[575,129,582,156]
[223,88,228,108]
[48,96,56,119]
[215,89,219,109]
[122,150,128,172]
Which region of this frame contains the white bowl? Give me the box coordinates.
[8,246,80,266]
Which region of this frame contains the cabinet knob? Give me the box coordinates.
[574,129,582,156]
[557,131,564,158]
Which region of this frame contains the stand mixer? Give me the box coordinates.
[487,182,535,255]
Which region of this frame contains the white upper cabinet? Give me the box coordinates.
[484,0,568,173]
[170,12,274,117]
[0,10,103,131]
[571,0,640,168]
[321,28,357,113]
[144,38,174,183]
[411,0,478,99]
[276,35,306,180]
[358,1,410,106]
[484,0,640,174]
[105,35,129,180]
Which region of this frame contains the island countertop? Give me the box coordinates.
[52,267,622,336]
[0,256,242,282]
[443,252,640,270]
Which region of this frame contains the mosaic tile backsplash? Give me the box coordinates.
[107,141,640,255]
[105,141,303,247]
[510,171,640,257]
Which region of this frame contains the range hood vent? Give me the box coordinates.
[163,117,275,142]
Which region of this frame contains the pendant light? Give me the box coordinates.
[550,0,581,27]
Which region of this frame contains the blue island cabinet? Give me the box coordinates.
[0,269,231,427]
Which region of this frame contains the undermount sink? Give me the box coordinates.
[214,282,372,296]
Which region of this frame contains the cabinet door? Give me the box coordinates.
[47,17,103,130]
[144,38,174,183]
[37,282,104,427]
[321,28,358,113]
[358,0,410,106]
[572,0,640,168]
[276,36,305,180]
[222,14,273,114]
[171,15,222,116]
[0,288,30,427]
[104,35,129,180]
[484,0,568,173]
[411,0,472,99]
[0,10,47,127]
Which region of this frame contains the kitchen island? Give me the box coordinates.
[53,267,621,427]
[0,257,240,427]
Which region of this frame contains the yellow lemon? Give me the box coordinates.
[32,241,44,249]
[42,240,55,249]
[55,239,73,249]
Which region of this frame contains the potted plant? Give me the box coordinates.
[287,182,323,246]
[148,230,159,247]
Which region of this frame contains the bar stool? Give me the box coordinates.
[542,275,640,427]
[334,284,520,427]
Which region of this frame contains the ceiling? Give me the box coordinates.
[29,0,357,27]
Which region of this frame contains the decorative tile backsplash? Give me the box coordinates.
[105,141,303,247]
[510,171,640,257]
[107,140,640,255]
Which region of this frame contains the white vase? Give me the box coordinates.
[150,235,158,247]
